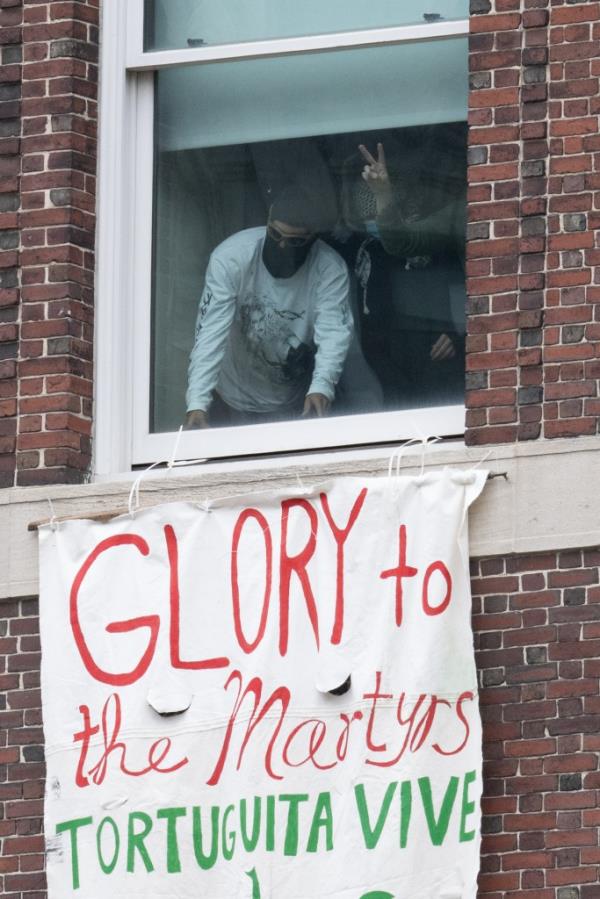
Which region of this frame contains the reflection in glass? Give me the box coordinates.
[144,0,469,50]
[150,43,467,433]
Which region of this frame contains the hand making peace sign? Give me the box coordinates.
[358,142,393,210]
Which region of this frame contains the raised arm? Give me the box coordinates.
[185,253,238,428]
[359,141,465,263]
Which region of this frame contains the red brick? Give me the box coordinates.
[470,87,521,109]
[470,125,520,146]
[504,739,556,757]
[552,4,600,26]
[471,13,522,34]
[470,167,520,189]
[547,867,598,886]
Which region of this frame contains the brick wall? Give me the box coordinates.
[0,0,99,489]
[465,0,600,445]
[2,551,600,897]
[0,596,44,897]
[17,0,99,487]
[0,0,23,489]
[472,549,600,896]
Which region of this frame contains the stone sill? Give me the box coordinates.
[1,436,599,599]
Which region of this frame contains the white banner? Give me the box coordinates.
[39,472,486,898]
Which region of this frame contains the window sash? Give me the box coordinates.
[126,0,469,69]
[128,22,470,69]
[134,406,466,465]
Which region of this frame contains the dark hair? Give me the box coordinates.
[270,184,320,232]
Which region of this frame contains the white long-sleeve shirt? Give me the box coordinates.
[186,228,353,414]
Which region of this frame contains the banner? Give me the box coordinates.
[39,472,486,898]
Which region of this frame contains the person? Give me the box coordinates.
[357,139,465,285]
[333,136,466,408]
[185,185,353,428]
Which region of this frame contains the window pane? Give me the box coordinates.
[144,0,468,50]
[150,42,467,435]
[157,40,467,148]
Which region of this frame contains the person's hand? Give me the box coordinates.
[302,393,330,418]
[184,409,210,429]
[358,142,393,210]
[430,334,456,362]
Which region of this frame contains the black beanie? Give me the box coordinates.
[270,185,320,232]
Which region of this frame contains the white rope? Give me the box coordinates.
[470,447,493,472]
[128,461,162,517]
[418,436,442,477]
[128,426,211,516]
[168,425,184,471]
[387,434,445,481]
[387,438,421,480]
[47,497,58,532]
[296,471,308,493]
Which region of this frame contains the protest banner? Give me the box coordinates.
[39,471,486,898]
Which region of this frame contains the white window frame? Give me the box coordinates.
[94,0,469,476]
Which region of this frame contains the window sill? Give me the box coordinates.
[2,436,600,600]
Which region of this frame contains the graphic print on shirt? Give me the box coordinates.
[195,289,213,337]
[238,297,315,386]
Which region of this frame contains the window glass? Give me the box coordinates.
[144,0,468,51]
[150,41,467,434]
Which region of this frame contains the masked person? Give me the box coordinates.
[185,185,353,428]
[332,136,466,409]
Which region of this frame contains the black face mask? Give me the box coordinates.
[262,233,315,279]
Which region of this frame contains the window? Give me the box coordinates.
[95,1,469,473]
[144,0,468,48]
